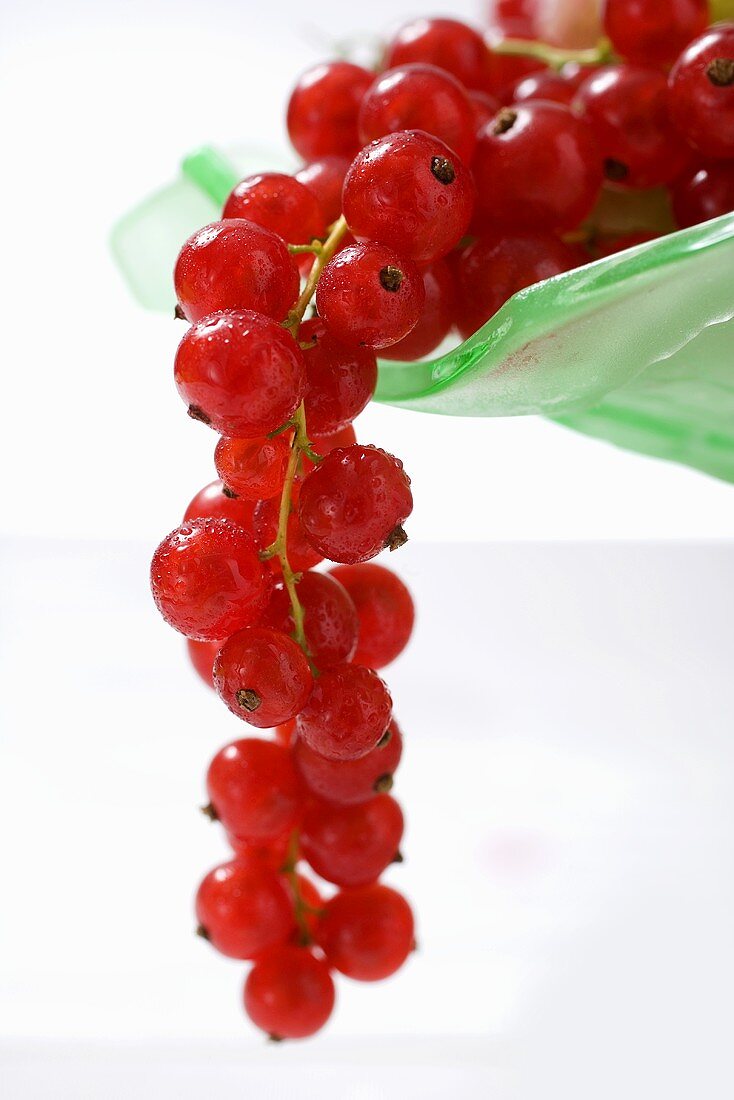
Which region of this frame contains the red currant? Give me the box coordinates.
[243,944,335,1040]
[293,719,403,805]
[296,664,392,761]
[343,130,475,265]
[195,859,294,959]
[295,156,351,225]
[315,242,425,350]
[213,627,313,727]
[300,425,358,478]
[186,638,221,687]
[454,232,583,339]
[316,883,415,980]
[328,563,415,670]
[473,102,602,232]
[207,738,303,841]
[299,445,413,565]
[274,719,297,747]
[226,831,291,869]
[214,434,290,501]
[597,231,660,255]
[668,24,734,161]
[150,518,270,640]
[253,479,324,574]
[174,220,299,323]
[260,571,358,671]
[174,310,305,439]
[300,793,404,886]
[575,66,691,189]
[300,318,377,434]
[485,4,546,94]
[222,173,326,247]
[359,63,477,164]
[379,258,456,362]
[486,0,538,39]
[671,162,734,227]
[287,61,373,160]
[512,68,578,106]
[603,0,709,67]
[183,480,255,529]
[385,17,492,91]
[469,89,502,132]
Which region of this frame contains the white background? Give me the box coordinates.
[2,2,734,1098]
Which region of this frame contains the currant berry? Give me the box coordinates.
[274,719,297,747]
[296,664,392,761]
[358,63,477,164]
[469,90,502,132]
[559,60,603,91]
[385,17,492,91]
[597,231,660,255]
[183,480,255,529]
[287,61,373,160]
[300,318,377,435]
[222,173,326,248]
[213,627,313,728]
[668,24,734,161]
[575,66,690,189]
[299,445,413,565]
[454,232,583,339]
[486,0,539,39]
[150,518,270,640]
[379,258,456,362]
[214,434,290,501]
[671,162,734,227]
[186,638,221,687]
[243,945,335,1040]
[310,424,357,457]
[293,719,403,805]
[207,738,303,841]
[315,243,425,349]
[226,831,291,870]
[195,859,294,959]
[474,102,602,232]
[253,479,324,574]
[512,68,578,106]
[316,883,415,980]
[343,130,475,265]
[300,425,358,478]
[328,563,415,670]
[295,156,351,224]
[174,310,305,439]
[603,0,709,67]
[260,571,358,670]
[300,793,404,886]
[174,220,299,323]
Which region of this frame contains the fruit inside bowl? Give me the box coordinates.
[113,141,734,483]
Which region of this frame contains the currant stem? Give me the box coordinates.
[281,830,322,945]
[288,241,324,256]
[491,35,614,72]
[265,214,350,659]
[285,215,348,334]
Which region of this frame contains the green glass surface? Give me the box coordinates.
[111,147,734,482]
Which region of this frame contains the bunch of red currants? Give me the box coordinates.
[150,4,734,1040]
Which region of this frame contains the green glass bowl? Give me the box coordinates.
[111,146,734,483]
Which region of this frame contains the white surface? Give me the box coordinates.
[1,540,733,1097]
[2,0,734,543]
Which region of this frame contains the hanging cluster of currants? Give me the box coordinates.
[150,4,734,1040]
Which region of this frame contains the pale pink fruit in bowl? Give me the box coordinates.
[486,0,603,49]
